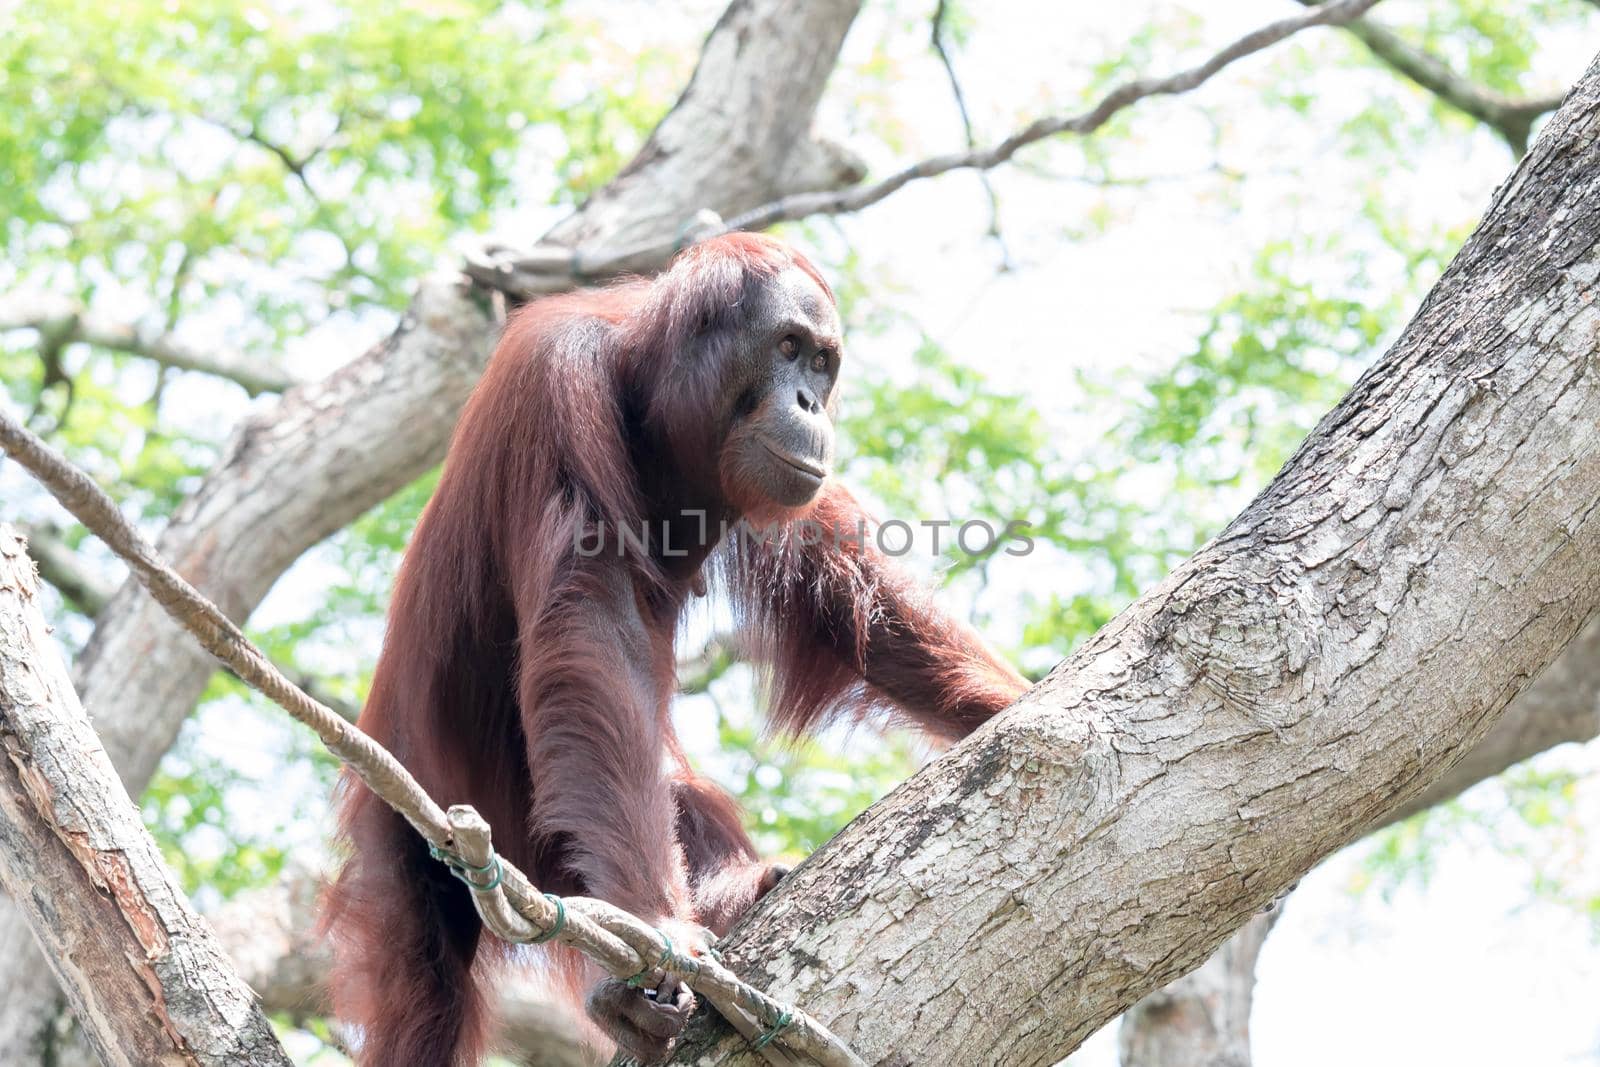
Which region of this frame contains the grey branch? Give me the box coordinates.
[1120,611,1600,1066]
[466,0,1385,297]
[1390,612,1600,822]
[1302,0,1568,154]
[1119,909,1281,1067]
[720,0,1384,231]
[929,0,1007,261]
[0,526,290,1066]
[0,293,302,395]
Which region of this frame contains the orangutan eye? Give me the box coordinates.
[811,352,828,373]
[778,335,799,359]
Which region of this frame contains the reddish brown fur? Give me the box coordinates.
[322,233,1028,1066]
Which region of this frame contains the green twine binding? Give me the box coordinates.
[428,844,496,883]
[528,893,566,944]
[750,1009,793,1051]
[429,843,500,891]
[428,846,565,944]
[625,934,676,987]
[428,842,494,875]
[469,856,504,891]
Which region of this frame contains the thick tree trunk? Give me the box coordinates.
[1118,910,1279,1067]
[0,2,867,1056]
[0,527,288,1067]
[1390,610,1600,821]
[669,52,1600,1067]
[1118,610,1600,1066]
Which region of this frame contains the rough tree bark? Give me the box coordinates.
[1118,910,1279,1067]
[0,527,288,1067]
[1389,611,1600,821]
[0,1,868,1056]
[668,52,1600,1067]
[1117,610,1600,1066]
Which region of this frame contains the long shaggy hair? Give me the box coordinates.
[321,233,1025,1066]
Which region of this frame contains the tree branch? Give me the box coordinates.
[1119,909,1281,1067]
[670,52,1600,1064]
[0,526,289,1066]
[1302,0,1568,154]
[929,0,1008,263]
[467,0,1386,297]
[1121,610,1600,1065]
[722,0,1382,230]
[0,294,302,396]
[1391,612,1600,821]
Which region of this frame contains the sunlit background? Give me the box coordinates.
[2,0,1597,1063]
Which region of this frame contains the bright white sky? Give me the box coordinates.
[7,1,1596,1063]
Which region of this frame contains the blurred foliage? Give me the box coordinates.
[1354,765,1599,935]
[0,9,1595,1050]
[711,707,930,859]
[143,759,287,897]
[1402,0,1587,97]
[142,709,293,901]
[1,0,681,524]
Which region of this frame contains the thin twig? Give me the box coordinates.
[929,0,1009,266]
[720,0,1385,232]
[0,408,862,1067]
[466,0,1386,296]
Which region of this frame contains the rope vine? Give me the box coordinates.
[0,409,864,1067]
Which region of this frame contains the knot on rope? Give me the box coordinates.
[528,893,566,944]
[427,844,568,942]
[625,934,678,987]
[428,843,503,891]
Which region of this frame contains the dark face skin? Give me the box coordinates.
[715,266,842,514]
